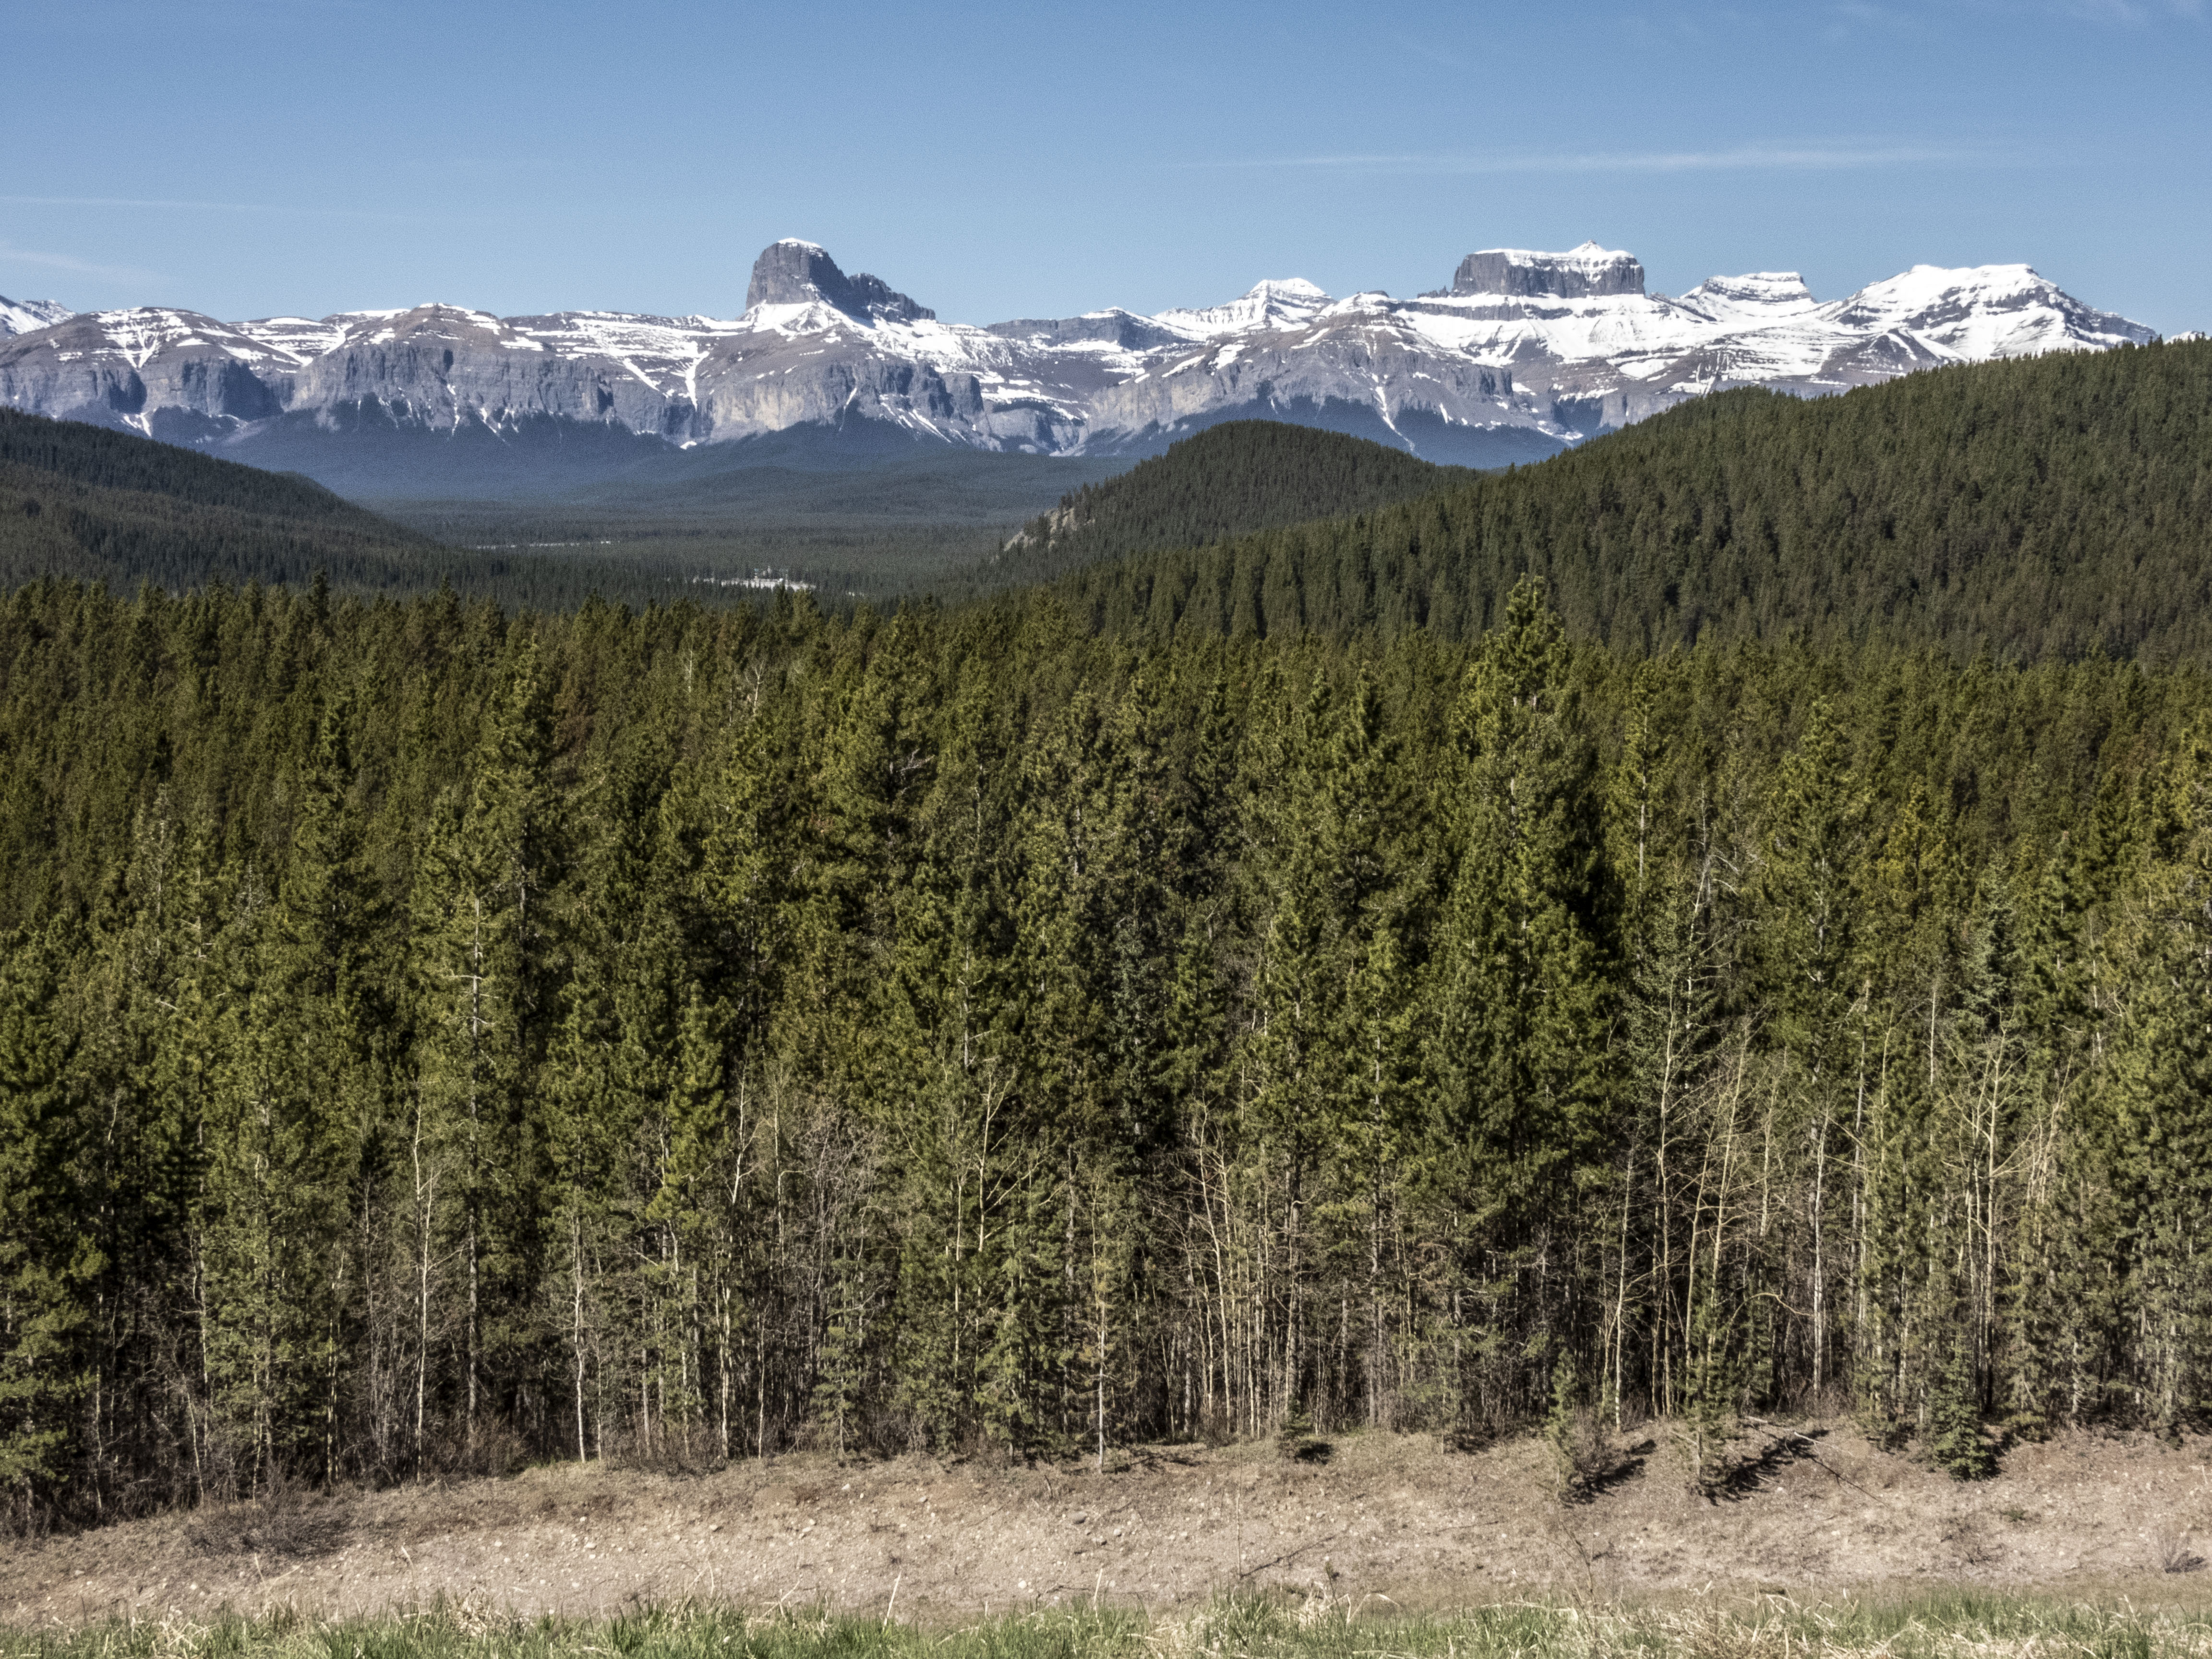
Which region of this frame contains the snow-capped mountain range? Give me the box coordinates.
[0,240,2159,471]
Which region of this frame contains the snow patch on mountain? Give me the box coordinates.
[1156,279,1332,339]
[1678,273,1820,324]
[0,296,72,337]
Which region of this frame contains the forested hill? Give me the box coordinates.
[990,421,1473,586]
[0,408,408,524]
[1047,339,2212,661]
[0,409,888,610]
[0,407,467,596]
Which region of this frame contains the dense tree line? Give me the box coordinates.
[1054,341,2212,660]
[3,572,2211,1527]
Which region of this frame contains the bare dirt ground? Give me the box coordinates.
[6,1422,2211,1626]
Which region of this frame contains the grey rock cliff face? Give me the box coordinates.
[0,241,2162,470]
[985,311,1187,351]
[1454,242,1647,299]
[0,309,292,435]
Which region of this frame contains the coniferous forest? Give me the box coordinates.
[1055,341,2212,659]
[3,342,2212,1529]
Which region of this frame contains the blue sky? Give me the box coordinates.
[3,0,2206,333]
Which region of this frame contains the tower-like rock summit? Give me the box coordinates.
[744,240,934,323]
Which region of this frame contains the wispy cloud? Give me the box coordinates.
[1191,144,1994,175]
[0,194,420,222]
[0,242,158,284]
[2048,0,2202,19]
[1388,31,1466,69]
[1891,0,2205,22]
[0,194,266,212]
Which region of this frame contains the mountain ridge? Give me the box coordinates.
[0,240,2159,484]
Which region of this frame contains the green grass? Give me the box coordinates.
[9,1593,2212,1659]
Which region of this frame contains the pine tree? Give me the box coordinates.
[1755,697,1876,1420]
[407,641,560,1454]
[2095,768,2212,1439]
[876,658,1019,1450]
[1315,672,1427,1426]
[649,986,746,1458]
[1427,577,1610,1411]
[543,945,623,1464]
[1236,670,1343,1421]
[0,926,91,1511]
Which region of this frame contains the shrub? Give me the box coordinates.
[1927,1344,1997,1480]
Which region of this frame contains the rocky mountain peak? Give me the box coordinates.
[744,240,934,324]
[1680,272,1820,322]
[1453,241,1646,300]
[0,296,74,338]
[1156,277,1333,338]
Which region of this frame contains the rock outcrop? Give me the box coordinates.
[1452,242,1647,299]
[744,239,934,323]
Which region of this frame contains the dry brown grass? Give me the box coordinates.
[4,1419,2211,1628]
